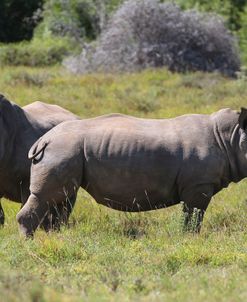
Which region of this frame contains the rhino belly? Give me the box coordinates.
[83,154,180,212]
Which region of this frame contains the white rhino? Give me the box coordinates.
[17,108,247,237]
[0,94,79,229]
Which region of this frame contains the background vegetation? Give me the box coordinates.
[66,0,240,76]
[0,0,247,69]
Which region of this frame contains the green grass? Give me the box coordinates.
[0,37,76,67]
[1,66,247,301]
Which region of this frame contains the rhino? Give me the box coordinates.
[17,108,247,237]
[0,94,79,230]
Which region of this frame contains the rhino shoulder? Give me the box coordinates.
[211,108,237,118]
[96,113,129,119]
[24,101,77,117]
[210,108,239,127]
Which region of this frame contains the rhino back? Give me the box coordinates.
[23,101,79,134]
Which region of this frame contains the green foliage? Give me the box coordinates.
[0,37,75,67]
[37,0,123,42]
[38,0,247,42]
[238,5,247,64]
[176,0,246,31]
[0,0,43,42]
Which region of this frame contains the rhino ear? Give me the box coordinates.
[239,107,247,130]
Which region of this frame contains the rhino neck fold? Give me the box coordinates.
[214,113,242,183]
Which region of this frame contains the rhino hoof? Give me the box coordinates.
[0,209,4,226]
[16,213,34,239]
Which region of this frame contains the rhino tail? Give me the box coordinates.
[28,139,49,160]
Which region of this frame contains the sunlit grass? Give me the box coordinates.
[0,66,247,301]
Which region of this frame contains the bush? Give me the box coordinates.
[176,0,247,66]
[37,0,123,42]
[65,0,241,76]
[0,37,74,66]
[4,70,51,87]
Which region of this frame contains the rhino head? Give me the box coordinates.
[0,94,17,161]
[238,108,247,149]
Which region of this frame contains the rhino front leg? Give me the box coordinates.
[52,193,77,229]
[41,193,77,232]
[0,201,4,226]
[182,204,206,233]
[181,184,213,233]
[16,194,49,238]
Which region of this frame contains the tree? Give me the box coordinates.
[0,0,43,42]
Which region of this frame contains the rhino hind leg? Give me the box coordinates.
[0,201,4,226]
[16,194,49,238]
[41,193,77,232]
[181,184,213,233]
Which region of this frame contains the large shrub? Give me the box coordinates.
[65,0,241,76]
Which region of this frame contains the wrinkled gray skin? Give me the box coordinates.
[17,108,247,237]
[0,94,79,230]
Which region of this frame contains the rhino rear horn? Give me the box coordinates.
[239,107,247,129]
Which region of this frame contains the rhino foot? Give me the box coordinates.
[182,207,204,233]
[0,204,4,226]
[180,185,213,233]
[16,194,49,238]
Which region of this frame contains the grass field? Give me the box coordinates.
[0,66,247,301]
